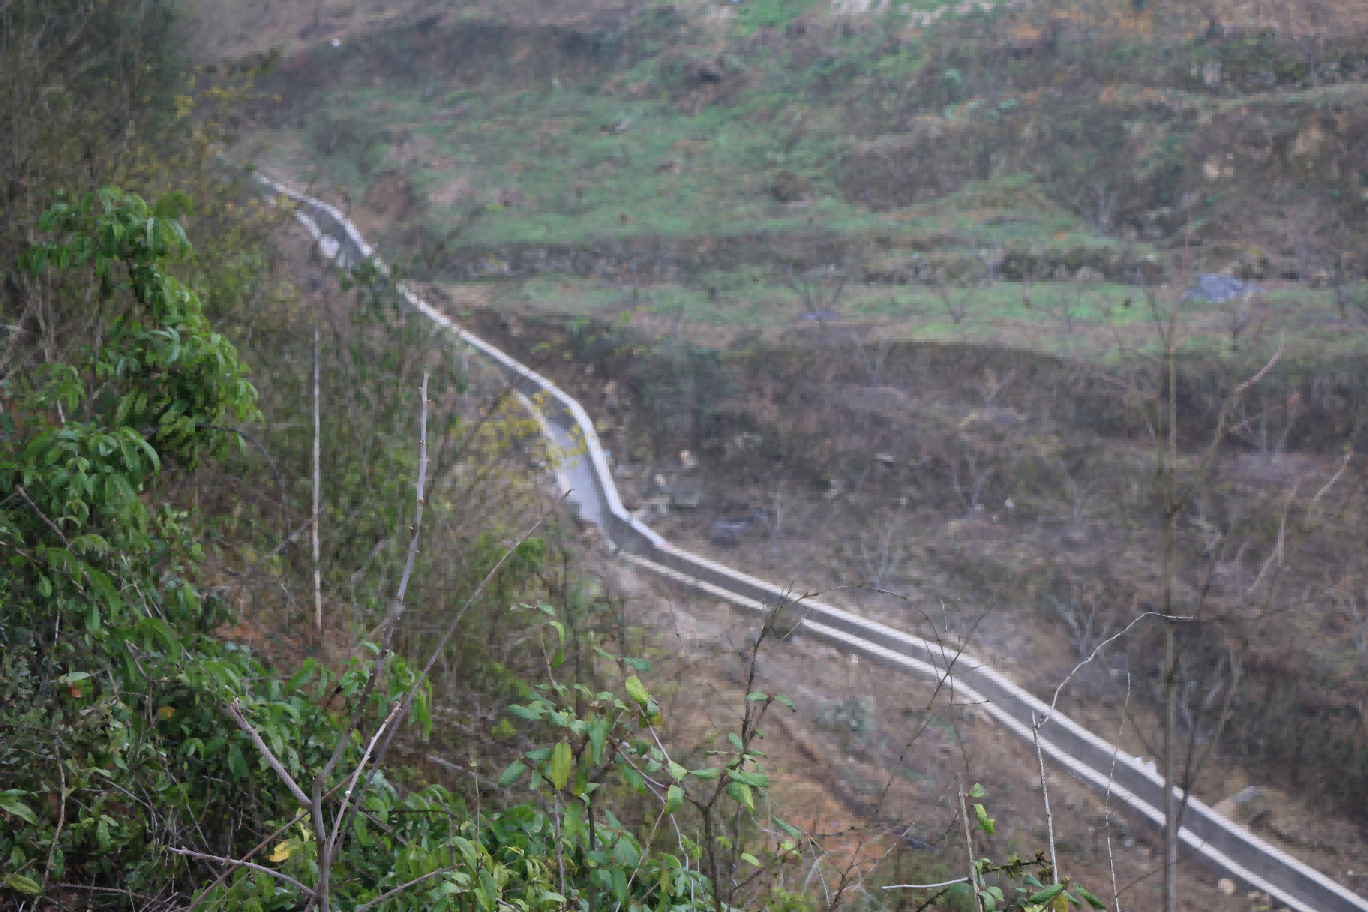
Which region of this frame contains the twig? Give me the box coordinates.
[40,738,67,897]
[165,846,314,896]
[186,780,351,912]
[1235,332,1283,394]
[882,877,971,890]
[223,699,313,810]
[327,700,404,861]
[424,753,510,794]
[1040,610,1193,728]
[1312,450,1351,504]
[1105,672,1131,912]
[352,866,461,912]
[15,484,70,548]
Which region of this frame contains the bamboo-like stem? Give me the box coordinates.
[224,700,313,810]
[1032,714,1059,885]
[312,322,322,631]
[956,773,985,912]
[309,370,431,912]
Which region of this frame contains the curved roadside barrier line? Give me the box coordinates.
[252,171,1368,912]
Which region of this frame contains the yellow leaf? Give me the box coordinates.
[157,706,175,720]
[269,841,293,863]
[1052,893,1068,912]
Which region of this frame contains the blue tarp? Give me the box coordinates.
[1182,273,1262,303]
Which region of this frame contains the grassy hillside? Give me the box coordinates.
[220,0,1368,371]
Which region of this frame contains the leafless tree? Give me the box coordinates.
[1330,574,1368,654]
[936,279,973,326]
[783,262,848,328]
[1230,389,1303,463]
[751,479,790,552]
[949,446,996,515]
[858,511,906,587]
[1047,573,1116,658]
[1095,283,1351,912]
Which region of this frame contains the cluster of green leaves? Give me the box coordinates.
[937,785,1109,912]
[496,622,808,912]
[0,189,351,900]
[0,190,725,912]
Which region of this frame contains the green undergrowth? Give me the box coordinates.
[275,83,896,245]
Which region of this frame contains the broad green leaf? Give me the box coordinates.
[1025,883,1066,905]
[0,791,38,825]
[667,760,687,781]
[776,693,798,712]
[666,784,683,814]
[974,803,995,835]
[624,675,650,707]
[3,874,40,895]
[689,768,720,780]
[968,782,986,799]
[745,692,768,702]
[741,852,760,867]
[498,761,528,789]
[588,718,608,763]
[728,768,769,788]
[1075,885,1109,910]
[550,741,573,790]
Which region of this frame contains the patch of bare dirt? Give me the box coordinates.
[603,552,1300,912]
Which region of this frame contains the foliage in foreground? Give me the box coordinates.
[0,189,710,911]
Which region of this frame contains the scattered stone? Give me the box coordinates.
[1217,878,1236,895]
[640,494,670,519]
[708,516,752,546]
[670,479,703,509]
[680,449,699,470]
[316,235,342,263]
[874,452,895,466]
[1213,785,1269,826]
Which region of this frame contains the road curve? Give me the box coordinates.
[253,170,1367,912]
